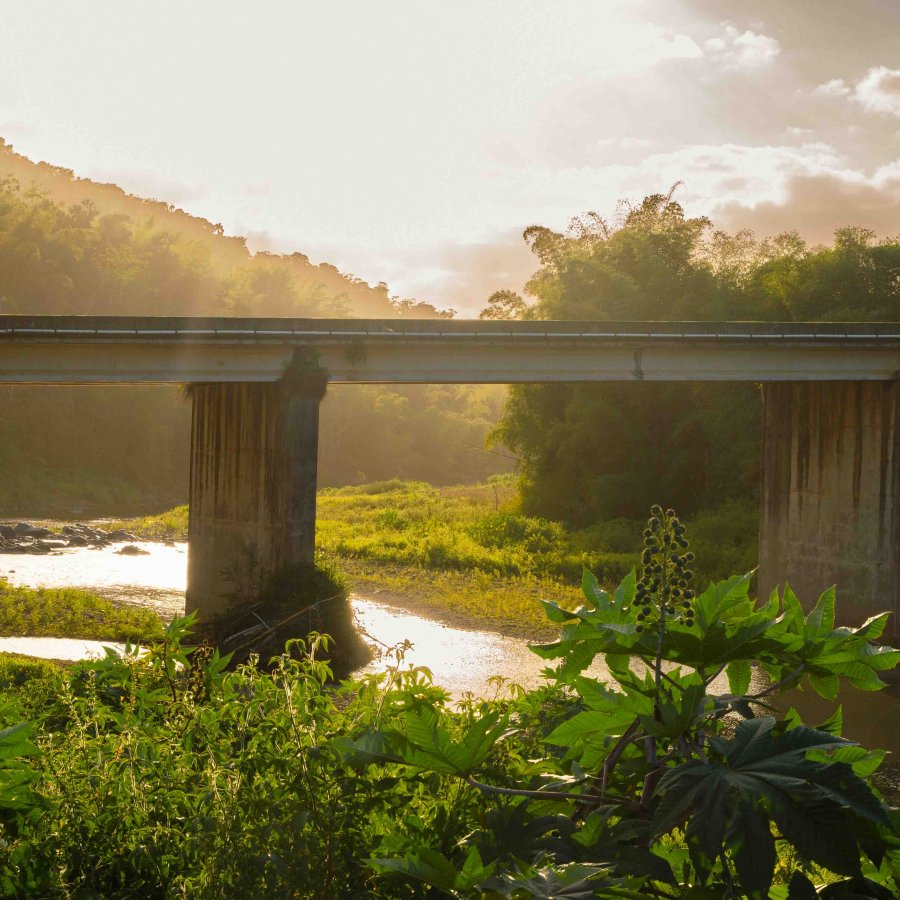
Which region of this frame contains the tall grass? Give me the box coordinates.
[106,504,188,539]
[0,578,163,642]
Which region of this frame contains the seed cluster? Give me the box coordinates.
[634,505,695,633]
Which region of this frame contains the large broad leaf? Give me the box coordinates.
[497,864,630,899]
[371,845,495,894]
[804,586,836,640]
[333,708,508,776]
[690,573,755,630]
[653,718,892,896]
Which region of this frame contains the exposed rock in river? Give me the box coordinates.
[0,522,140,555]
[116,544,149,556]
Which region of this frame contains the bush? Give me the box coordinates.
[467,512,565,555]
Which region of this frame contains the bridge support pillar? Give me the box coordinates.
[759,382,899,634]
[186,364,328,618]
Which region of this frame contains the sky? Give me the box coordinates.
[1,0,898,316]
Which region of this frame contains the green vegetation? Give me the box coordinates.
[115,481,757,635]
[0,653,63,690]
[0,511,895,897]
[0,578,163,643]
[486,193,900,525]
[204,557,367,675]
[318,480,753,595]
[106,505,189,540]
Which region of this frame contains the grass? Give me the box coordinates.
[0,578,164,642]
[106,504,188,540]
[102,480,758,636]
[316,480,637,583]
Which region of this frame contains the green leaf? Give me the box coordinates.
[809,671,840,699]
[726,659,752,696]
[816,706,843,736]
[455,846,491,891]
[787,871,818,900]
[807,745,887,778]
[581,568,608,609]
[653,718,891,893]
[691,573,753,630]
[544,710,629,748]
[370,848,458,893]
[542,600,580,623]
[805,586,836,641]
[728,800,776,899]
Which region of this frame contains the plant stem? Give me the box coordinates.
[748,663,805,699]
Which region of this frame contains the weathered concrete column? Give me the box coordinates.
[758,382,899,634]
[186,357,328,617]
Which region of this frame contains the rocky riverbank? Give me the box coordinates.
[0,521,146,555]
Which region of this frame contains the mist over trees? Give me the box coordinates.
[0,143,507,515]
[486,191,900,524]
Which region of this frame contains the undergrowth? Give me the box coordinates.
[0,578,163,642]
[0,509,893,897]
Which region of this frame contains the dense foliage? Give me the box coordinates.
[487,193,900,524]
[0,511,896,897]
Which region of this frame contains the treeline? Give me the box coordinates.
[3,140,898,523]
[0,143,508,515]
[0,138,451,319]
[487,192,900,524]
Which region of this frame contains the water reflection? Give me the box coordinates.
[352,597,612,694]
[0,635,131,661]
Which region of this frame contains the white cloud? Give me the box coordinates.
[814,78,851,98]
[854,66,900,117]
[703,24,780,69]
[622,142,848,211]
[815,67,900,117]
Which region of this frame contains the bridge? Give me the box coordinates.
[2,315,899,634]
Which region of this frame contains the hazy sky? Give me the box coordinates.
[2,1,898,315]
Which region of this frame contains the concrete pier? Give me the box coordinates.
[759,382,900,632]
[186,363,327,617]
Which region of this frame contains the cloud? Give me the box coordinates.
[814,78,851,99]
[618,142,848,212]
[714,164,900,244]
[854,66,900,117]
[815,66,900,118]
[702,24,780,69]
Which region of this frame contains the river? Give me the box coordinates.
[0,541,603,695]
[2,541,897,768]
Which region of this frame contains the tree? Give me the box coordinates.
[489,191,760,524]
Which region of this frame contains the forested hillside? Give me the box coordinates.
[0,142,509,514]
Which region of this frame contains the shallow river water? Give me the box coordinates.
[2,542,897,762]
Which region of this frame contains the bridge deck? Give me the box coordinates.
[2,316,899,383]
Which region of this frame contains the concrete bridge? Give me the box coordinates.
[2,315,899,634]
